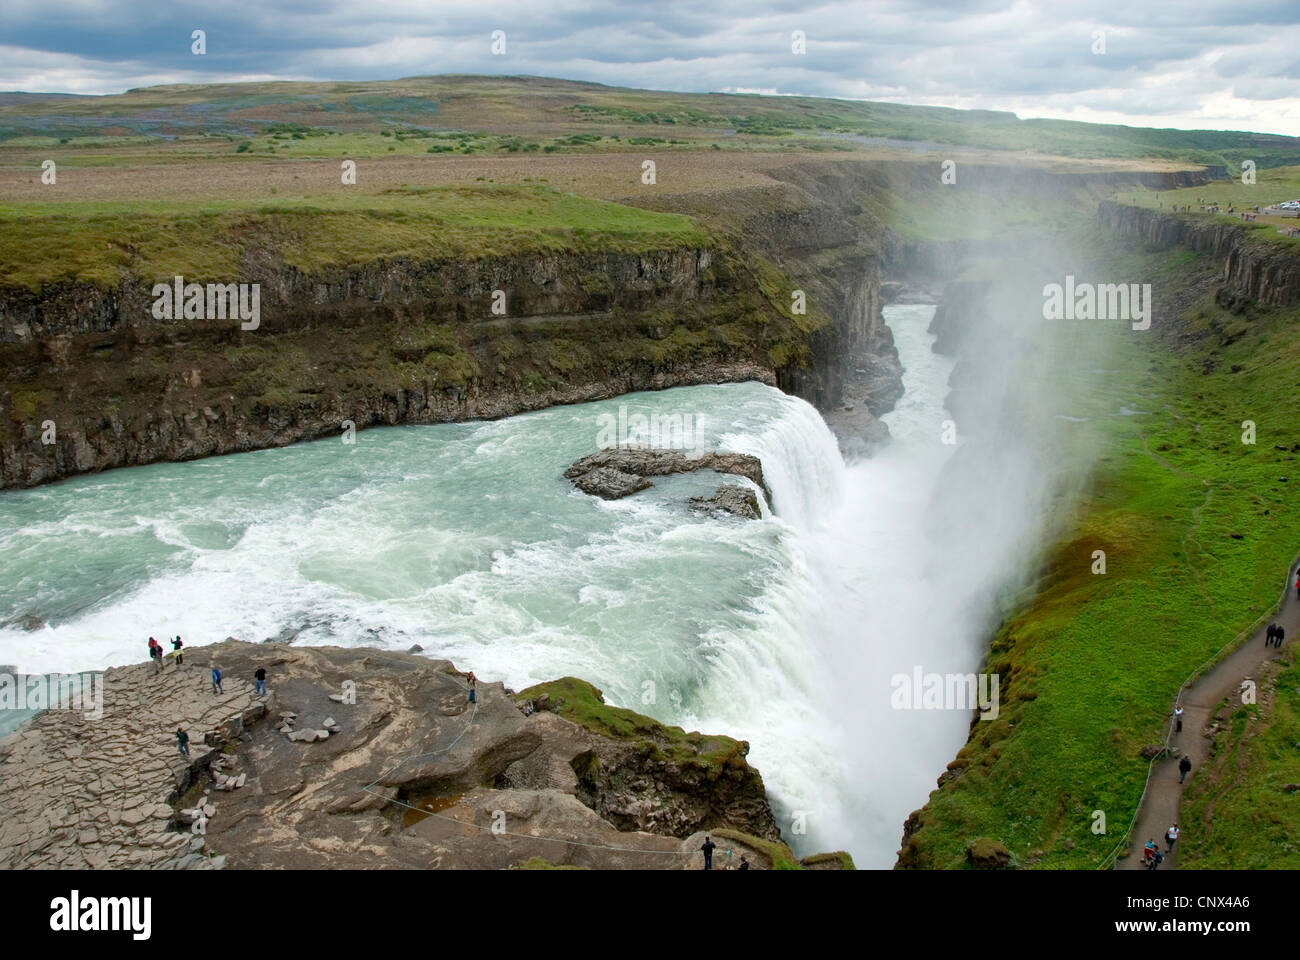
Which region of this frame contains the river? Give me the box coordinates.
[0,302,992,866]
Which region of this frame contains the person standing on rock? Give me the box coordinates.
[1178,755,1192,783]
[148,637,162,673]
[700,835,716,870]
[211,663,223,695]
[171,635,184,666]
[254,666,267,697]
[1165,824,1179,852]
[176,726,190,757]
[738,856,749,871]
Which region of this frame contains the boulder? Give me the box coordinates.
[571,466,653,500]
[688,485,761,520]
[965,837,1012,869]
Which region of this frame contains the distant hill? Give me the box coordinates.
[1,74,1296,168]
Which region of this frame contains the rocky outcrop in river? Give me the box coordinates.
[565,447,769,505]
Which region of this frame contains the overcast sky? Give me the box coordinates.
[2,0,1298,136]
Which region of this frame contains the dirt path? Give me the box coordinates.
[1117,565,1300,869]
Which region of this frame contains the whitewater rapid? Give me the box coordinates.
[0,303,979,866]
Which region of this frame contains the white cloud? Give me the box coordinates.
[0,0,1296,136]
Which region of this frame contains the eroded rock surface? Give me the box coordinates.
[688,484,762,520]
[0,641,840,870]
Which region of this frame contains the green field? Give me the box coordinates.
[0,183,712,291]
[2,75,1297,167]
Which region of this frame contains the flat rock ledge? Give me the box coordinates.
[564,448,769,506]
[0,640,851,870]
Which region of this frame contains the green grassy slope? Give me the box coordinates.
[899,231,1300,869]
[1180,658,1300,868]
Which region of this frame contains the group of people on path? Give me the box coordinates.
[1142,825,1179,869]
[699,835,748,870]
[1149,562,1300,868]
[147,635,183,671]
[145,636,267,699]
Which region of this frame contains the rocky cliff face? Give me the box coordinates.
[0,641,847,870]
[1098,200,1300,308]
[1,157,1217,490]
[0,243,792,488]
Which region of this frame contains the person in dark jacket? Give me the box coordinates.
[171,635,184,666]
[176,726,190,757]
[211,664,223,695]
[254,666,267,696]
[1178,755,1192,783]
[700,836,716,870]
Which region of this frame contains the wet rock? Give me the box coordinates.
[1,613,45,632]
[688,485,761,520]
[571,466,653,500]
[565,448,768,501]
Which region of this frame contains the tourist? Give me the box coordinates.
[1142,839,1156,866]
[148,637,161,673]
[1174,705,1183,733]
[1275,625,1286,649]
[171,635,183,666]
[1178,755,1192,783]
[1165,824,1179,851]
[211,663,224,695]
[700,835,716,870]
[254,666,267,696]
[1147,848,1164,870]
[1267,623,1278,645]
[176,726,189,757]
[738,856,749,871]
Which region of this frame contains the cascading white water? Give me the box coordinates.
[0,303,986,868]
[683,304,971,865]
